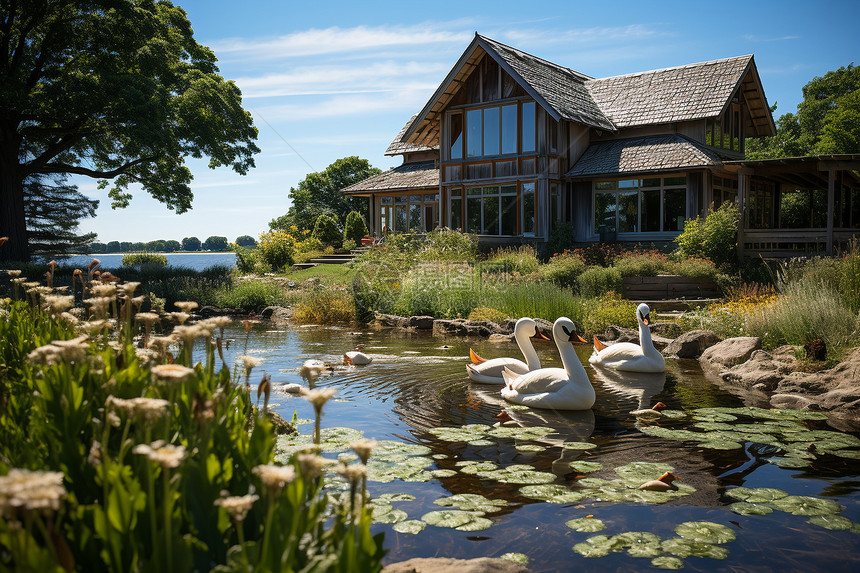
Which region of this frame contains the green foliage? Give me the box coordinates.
[258,230,296,271]
[181,237,201,252]
[344,211,369,247]
[0,298,384,571]
[293,287,356,324]
[121,252,168,269]
[417,229,478,263]
[612,251,671,277]
[235,235,257,248]
[539,252,587,289]
[202,236,229,251]
[578,266,623,298]
[213,280,293,311]
[480,245,540,276]
[583,293,638,335]
[841,240,860,314]
[485,281,584,323]
[231,243,267,274]
[544,221,576,257]
[675,203,740,268]
[468,307,509,323]
[312,213,343,248]
[273,157,380,232]
[24,173,98,259]
[0,1,259,261]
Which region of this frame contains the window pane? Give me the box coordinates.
[409,204,421,231]
[483,186,498,195]
[467,187,482,195]
[409,195,421,202]
[595,181,616,190]
[450,114,463,160]
[641,189,660,231]
[501,195,517,235]
[502,105,517,154]
[500,184,516,195]
[483,196,500,234]
[483,107,500,156]
[663,189,686,231]
[522,182,535,235]
[466,109,482,157]
[395,205,408,232]
[595,192,616,231]
[450,189,461,198]
[424,193,438,201]
[450,198,462,230]
[665,176,687,186]
[381,206,391,232]
[618,179,638,189]
[641,178,661,188]
[395,195,407,203]
[381,196,393,205]
[521,102,535,153]
[618,191,638,232]
[467,197,482,233]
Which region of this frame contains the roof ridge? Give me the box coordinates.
[477,34,594,82]
[588,55,753,83]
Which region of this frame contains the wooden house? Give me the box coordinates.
[343,34,860,255]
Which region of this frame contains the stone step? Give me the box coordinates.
[292,262,318,270]
[308,257,352,265]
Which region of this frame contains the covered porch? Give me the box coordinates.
[725,155,860,257]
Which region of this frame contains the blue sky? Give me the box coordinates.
[76,0,859,243]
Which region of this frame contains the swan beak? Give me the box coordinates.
[469,348,487,364]
[343,354,354,366]
[569,332,587,344]
[642,313,651,326]
[532,328,551,341]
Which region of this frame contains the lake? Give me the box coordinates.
[58,252,236,271]
[211,323,860,572]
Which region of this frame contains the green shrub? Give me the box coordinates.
[612,251,673,277]
[213,279,293,311]
[841,240,860,313]
[231,243,267,274]
[121,252,168,268]
[583,293,638,335]
[482,245,541,275]
[393,263,481,318]
[539,252,587,289]
[344,210,369,246]
[468,306,509,323]
[417,228,478,263]
[343,238,357,252]
[485,280,584,323]
[675,202,740,267]
[293,287,356,324]
[578,266,623,298]
[544,221,576,257]
[312,213,342,247]
[258,230,296,271]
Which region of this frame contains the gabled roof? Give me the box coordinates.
[385,115,439,156]
[566,134,729,179]
[341,160,438,195]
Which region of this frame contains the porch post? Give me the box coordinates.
[826,169,835,256]
[737,168,752,259]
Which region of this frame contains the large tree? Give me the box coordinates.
[747,64,859,159]
[0,0,259,261]
[23,173,97,258]
[270,156,380,232]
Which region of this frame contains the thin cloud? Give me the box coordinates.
[743,34,800,42]
[253,89,433,121]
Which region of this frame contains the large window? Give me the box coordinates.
[712,176,738,209]
[748,181,774,229]
[521,102,535,153]
[452,185,517,235]
[593,177,688,234]
[522,182,535,235]
[383,194,439,233]
[460,103,523,158]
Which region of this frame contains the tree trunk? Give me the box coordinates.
[0,144,29,262]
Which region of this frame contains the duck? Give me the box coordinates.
[343,344,372,366]
[500,317,595,411]
[466,317,549,384]
[638,471,680,491]
[630,401,668,418]
[589,303,665,373]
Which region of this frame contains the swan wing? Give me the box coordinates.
[506,368,569,395]
[589,342,643,364]
[471,357,528,377]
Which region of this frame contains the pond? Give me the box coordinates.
[216,323,860,571]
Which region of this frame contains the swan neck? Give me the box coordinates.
[639,321,658,355]
[553,330,587,380]
[514,327,541,370]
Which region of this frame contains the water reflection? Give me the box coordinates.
[590,366,667,410]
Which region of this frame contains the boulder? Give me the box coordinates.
[198,305,242,317]
[662,329,722,359]
[377,314,409,328]
[261,305,293,324]
[650,321,683,338]
[699,337,762,372]
[598,326,671,350]
[488,333,514,343]
[720,346,800,391]
[407,315,434,330]
[382,558,531,573]
[432,319,506,337]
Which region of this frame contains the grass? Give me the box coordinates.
[288,263,355,285]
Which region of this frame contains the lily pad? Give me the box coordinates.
[769,495,844,516]
[565,517,606,532]
[457,461,498,474]
[515,444,546,452]
[729,502,774,516]
[614,462,674,485]
[562,441,598,450]
[371,504,408,524]
[658,410,687,420]
[455,516,493,531]
[661,538,729,559]
[674,521,736,544]
[807,515,857,531]
[434,493,508,513]
[767,456,812,469]
[487,425,555,440]
[572,535,614,558]
[615,531,663,558]
[477,465,557,485]
[421,510,477,529]
[376,493,415,502]
[651,556,684,569]
[373,440,432,459]
[468,439,495,447]
[726,487,788,503]
[519,484,587,503]
[499,553,529,565]
[568,461,603,473]
[392,520,426,534]
[430,469,457,478]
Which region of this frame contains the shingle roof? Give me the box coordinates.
[565,134,728,179]
[341,160,438,195]
[586,56,753,128]
[385,115,439,156]
[478,36,615,131]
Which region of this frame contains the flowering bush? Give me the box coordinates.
[540,252,587,289]
[258,229,297,270]
[583,292,638,335]
[578,266,623,298]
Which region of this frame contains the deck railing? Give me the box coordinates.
[740,228,859,257]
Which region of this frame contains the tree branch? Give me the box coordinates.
[35,156,155,179]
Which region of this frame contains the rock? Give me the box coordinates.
[488,333,514,343]
[198,305,242,317]
[377,314,409,328]
[771,393,820,411]
[432,319,506,337]
[699,337,762,372]
[382,557,531,573]
[261,305,293,323]
[408,315,434,329]
[598,326,671,350]
[662,329,722,359]
[650,321,683,338]
[265,411,296,436]
[720,346,800,391]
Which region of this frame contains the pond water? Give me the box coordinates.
[216,323,860,571]
[55,252,236,271]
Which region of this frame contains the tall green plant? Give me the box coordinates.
[675,203,740,267]
[343,211,369,247]
[312,213,343,248]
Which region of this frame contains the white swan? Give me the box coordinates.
[466,317,548,384]
[589,303,665,373]
[343,344,372,365]
[500,317,595,411]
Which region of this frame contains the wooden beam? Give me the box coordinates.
[827,169,835,255]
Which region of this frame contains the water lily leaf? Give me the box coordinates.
[729,502,774,515]
[499,553,529,565]
[468,439,495,446]
[515,444,545,452]
[479,467,557,484]
[432,454,449,460]
[568,461,603,473]
[392,519,426,534]
[434,493,507,513]
[615,531,663,558]
[519,484,587,503]
[767,456,812,469]
[696,438,744,450]
[659,410,687,419]
[430,469,457,478]
[674,521,736,544]
[455,516,493,531]
[692,408,738,422]
[421,510,476,529]
[372,507,409,524]
[565,517,606,532]
[693,421,735,431]
[638,426,702,441]
[807,515,857,531]
[376,493,416,502]
[487,425,554,440]
[769,495,844,516]
[457,461,499,474]
[661,538,728,559]
[830,449,860,460]
[373,440,432,459]
[726,487,788,503]
[573,535,614,558]
[562,441,598,450]
[651,556,684,569]
[614,462,674,485]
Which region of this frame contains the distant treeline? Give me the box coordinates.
[88,235,257,254]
